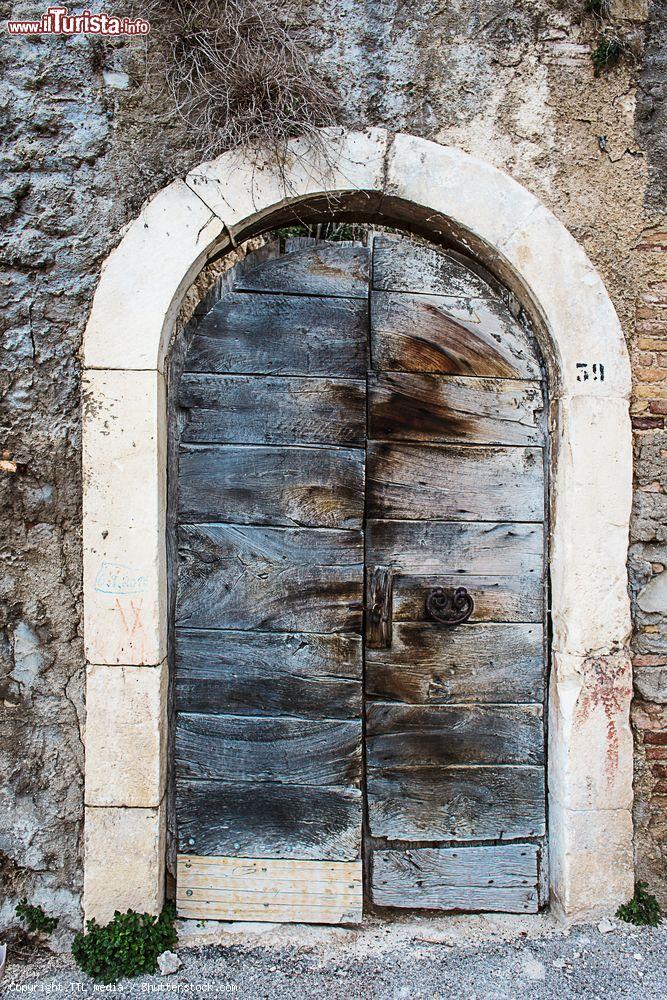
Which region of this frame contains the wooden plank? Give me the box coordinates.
[235,244,370,298]
[371,291,541,378]
[180,374,366,447]
[366,443,544,522]
[178,444,365,528]
[175,714,362,787]
[176,780,362,860]
[372,235,497,298]
[185,293,368,376]
[367,765,545,841]
[368,372,544,446]
[366,703,544,767]
[176,856,362,924]
[365,623,545,704]
[371,844,539,913]
[366,520,544,577]
[392,574,544,623]
[174,629,362,718]
[176,524,363,633]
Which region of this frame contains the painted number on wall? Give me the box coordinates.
[576,362,605,383]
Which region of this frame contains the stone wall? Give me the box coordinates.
[0,13,113,945]
[630,227,667,903]
[629,0,667,906]
[0,0,665,939]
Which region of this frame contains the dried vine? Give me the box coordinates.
[133,0,338,162]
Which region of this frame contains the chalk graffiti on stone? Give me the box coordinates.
[94,562,148,595]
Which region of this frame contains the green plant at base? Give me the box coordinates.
[15,898,59,935]
[71,903,178,984]
[591,35,623,74]
[616,882,662,927]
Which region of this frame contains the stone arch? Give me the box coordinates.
[81,127,633,925]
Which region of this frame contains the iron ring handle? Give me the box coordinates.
[425,586,474,626]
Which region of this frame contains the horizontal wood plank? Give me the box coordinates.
[371,844,539,912]
[178,444,365,528]
[366,520,544,577]
[235,244,370,298]
[372,236,497,298]
[368,372,544,446]
[180,374,366,447]
[174,629,362,718]
[176,855,362,924]
[177,779,362,860]
[366,623,545,704]
[392,574,544,623]
[366,703,544,767]
[176,524,363,633]
[366,443,544,522]
[367,765,545,841]
[185,293,368,376]
[175,714,362,787]
[371,292,541,378]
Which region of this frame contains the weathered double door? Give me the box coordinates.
[174,236,547,923]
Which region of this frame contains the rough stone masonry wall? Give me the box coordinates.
[631,230,667,905]
[0,0,665,939]
[629,0,667,906]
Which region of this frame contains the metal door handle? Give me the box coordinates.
[426,586,474,625]
[367,601,383,624]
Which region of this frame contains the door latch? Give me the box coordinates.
[365,566,393,649]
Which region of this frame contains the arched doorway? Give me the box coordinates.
[81,129,633,926]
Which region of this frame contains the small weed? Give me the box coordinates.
[591,34,623,74]
[71,903,177,984]
[616,882,662,927]
[15,898,58,936]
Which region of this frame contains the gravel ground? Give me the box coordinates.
[2,914,666,999]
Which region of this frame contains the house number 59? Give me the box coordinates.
[576,362,605,382]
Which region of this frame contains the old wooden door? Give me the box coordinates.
[172,236,547,922]
[364,238,547,913]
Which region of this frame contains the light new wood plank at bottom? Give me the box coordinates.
[177,855,363,924]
